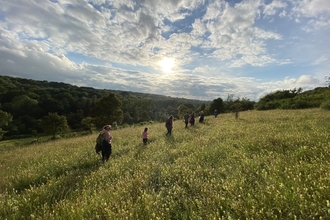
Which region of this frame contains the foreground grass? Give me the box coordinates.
[0,109,330,219]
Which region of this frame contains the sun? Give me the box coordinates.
[158,57,175,73]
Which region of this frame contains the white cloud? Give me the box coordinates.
[191,19,207,37]
[263,0,287,17]
[296,75,320,85]
[253,27,282,40]
[279,10,287,17]
[291,0,330,17]
[312,56,328,65]
[0,0,328,102]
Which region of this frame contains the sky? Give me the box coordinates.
[0,0,329,101]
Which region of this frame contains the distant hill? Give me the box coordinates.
[0,75,210,138]
[0,75,207,104]
[255,87,330,110]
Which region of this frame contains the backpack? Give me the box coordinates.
[95,134,104,154]
[96,133,104,145]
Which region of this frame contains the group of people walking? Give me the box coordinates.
[96,111,206,163]
[183,111,204,128]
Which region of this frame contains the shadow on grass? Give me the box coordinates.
[165,134,175,141]
[1,161,102,219]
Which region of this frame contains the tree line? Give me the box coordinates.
[1,75,329,140]
[0,76,255,139]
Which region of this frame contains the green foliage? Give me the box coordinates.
[208,97,224,114]
[66,110,84,129]
[81,117,95,133]
[0,76,204,137]
[2,75,330,140]
[0,110,12,127]
[11,95,40,117]
[225,95,255,113]
[0,76,207,137]
[255,88,301,110]
[92,93,124,128]
[40,112,70,138]
[177,104,192,120]
[195,103,206,114]
[320,101,330,110]
[0,110,12,139]
[255,87,330,110]
[0,109,330,219]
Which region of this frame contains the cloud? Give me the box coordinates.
[296,75,320,85]
[263,0,287,17]
[312,56,328,65]
[291,0,330,18]
[0,0,328,102]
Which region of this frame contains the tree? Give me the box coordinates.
[208,97,224,114]
[196,103,206,114]
[92,93,123,128]
[177,104,192,120]
[66,109,84,129]
[255,88,304,110]
[11,95,41,118]
[81,117,95,133]
[40,112,69,138]
[0,110,12,139]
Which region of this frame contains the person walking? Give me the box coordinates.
[199,111,204,123]
[99,125,112,162]
[189,112,195,126]
[214,109,218,118]
[165,115,173,136]
[142,127,148,144]
[183,112,189,128]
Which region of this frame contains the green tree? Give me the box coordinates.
[11,95,41,118]
[81,117,95,133]
[66,109,84,129]
[177,104,192,120]
[196,103,206,114]
[40,112,69,139]
[92,93,123,128]
[122,112,133,124]
[320,100,330,110]
[208,97,224,114]
[0,110,12,139]
[255,88,302,110]
[166,105,177,118]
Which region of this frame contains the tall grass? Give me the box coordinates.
[0,109,330,219]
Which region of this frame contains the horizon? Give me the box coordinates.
[3,74,326,103]
[0,0,329,101]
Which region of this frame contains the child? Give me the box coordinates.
[142,127,148,144]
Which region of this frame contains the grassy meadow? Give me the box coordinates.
[0,109,330,219]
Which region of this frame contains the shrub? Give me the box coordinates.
[320,101,330,110]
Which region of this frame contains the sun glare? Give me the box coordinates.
[159,57,175,73]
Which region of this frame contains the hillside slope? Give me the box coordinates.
[1,109,330,219]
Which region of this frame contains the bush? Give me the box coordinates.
[121,123,130,128]
[320,101,330,110]
[62,132,78,138]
